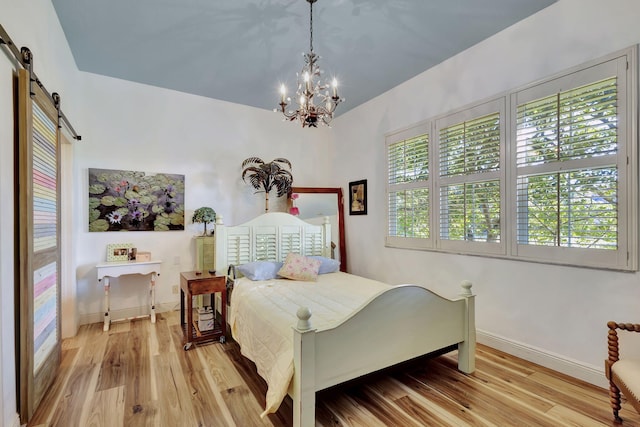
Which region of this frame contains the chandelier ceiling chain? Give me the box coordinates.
[309,0,313,52]
[275,0,343,128]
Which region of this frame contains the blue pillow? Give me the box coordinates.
[309,256,340,274]
[237,261,283,281]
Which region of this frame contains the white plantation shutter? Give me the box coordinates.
[436,100,504,254]
[439,112,501,177]
[386,125,431,249]
[516,78,619,250]
[388,135,429,185]
[439,181,501,242]
[516,78,618,168]
[512,53,633,269]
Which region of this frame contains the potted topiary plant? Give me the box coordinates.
[191,207,216,236]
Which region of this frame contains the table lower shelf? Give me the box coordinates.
[181,319,226,350]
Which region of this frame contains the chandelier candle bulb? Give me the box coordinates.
[332,79,338,97]
[280,85,286,104]
[304,72,311,93]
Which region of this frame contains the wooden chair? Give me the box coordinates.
[605,321,640,422]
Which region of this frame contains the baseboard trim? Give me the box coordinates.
[477,329,607,389]
[79,302,179,326]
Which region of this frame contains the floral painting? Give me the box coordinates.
[88,168,185,232]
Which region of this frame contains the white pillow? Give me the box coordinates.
[309,256,340,274]
[237,261,283,281]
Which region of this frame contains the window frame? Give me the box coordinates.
[434,98,507,256]
[509,52,635,270]
[385,121,433,250]
[384,46,637,271]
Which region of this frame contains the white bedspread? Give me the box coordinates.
[229,271,392,416]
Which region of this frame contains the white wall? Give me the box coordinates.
[74,73,332,324]
[0,1,83,425]
[331,0,640,387]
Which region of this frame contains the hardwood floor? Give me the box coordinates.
[28,310,640,427]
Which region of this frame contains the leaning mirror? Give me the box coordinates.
[288,187,346,272]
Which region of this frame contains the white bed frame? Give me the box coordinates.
[215,212,475,427]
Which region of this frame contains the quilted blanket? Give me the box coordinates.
[229,271,391,416]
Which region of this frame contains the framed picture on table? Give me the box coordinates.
[348,180,367,215]
[106,243,134,262]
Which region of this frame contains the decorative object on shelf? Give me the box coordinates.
[289,193,300,216]
[106,243,134,262]
[136,251,151,262]
[191,206,216,236]
[88,168,185,232]
[275,0,343,128]
[198,306,214,332]
[242,157,293,212]
[349,179,367,215]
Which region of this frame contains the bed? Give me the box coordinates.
[214,212,475,427]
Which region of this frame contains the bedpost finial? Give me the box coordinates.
[216,214,223,225]
[460,280,473,296]
[296,306,312,331]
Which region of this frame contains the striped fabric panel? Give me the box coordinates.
[34,333,56,375]
[33,261,57,373]
[31,102,58,375]
[33,169,56,190]
[33,211,56,224]
[32,102,57,253]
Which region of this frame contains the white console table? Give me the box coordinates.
[96,260,162,331]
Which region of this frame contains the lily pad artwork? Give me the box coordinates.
[89,168,185,232]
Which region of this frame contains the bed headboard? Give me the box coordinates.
[214,212,331,272]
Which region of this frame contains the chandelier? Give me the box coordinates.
[276,0,343,128]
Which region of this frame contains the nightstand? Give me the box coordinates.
[179,271,226,350]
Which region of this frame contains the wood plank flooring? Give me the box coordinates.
[28,310,640,426]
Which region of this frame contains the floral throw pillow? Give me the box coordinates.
[277,253,321,282]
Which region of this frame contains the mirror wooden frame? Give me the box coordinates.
[290,187,347,272]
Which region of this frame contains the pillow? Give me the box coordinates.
[309,256,340,274]
[277,253,321,282]
[236,261,283,281]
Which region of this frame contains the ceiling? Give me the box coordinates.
[51,0,556,117]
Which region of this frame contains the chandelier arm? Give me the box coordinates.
[280,105,298,120]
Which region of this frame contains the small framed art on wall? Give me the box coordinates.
[349,180,367,215]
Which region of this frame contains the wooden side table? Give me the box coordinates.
[179,271,226,350]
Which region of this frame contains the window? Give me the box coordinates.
[436,100,505,255]
[386,47,637,270]
[386,123,431,249]
[512,55,632,269]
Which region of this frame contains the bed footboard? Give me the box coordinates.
[292,280,475,427]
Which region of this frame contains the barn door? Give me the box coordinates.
[17,68,62,422]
